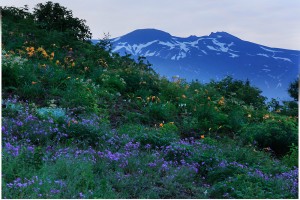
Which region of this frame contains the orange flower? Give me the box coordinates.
[159,123,164,127]
[151,96,156,101]
[32,81,38,85]
[201,135,205,139]
[218,96,225,105]
[263,114,270,120]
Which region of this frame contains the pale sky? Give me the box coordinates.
[1,0,300,50]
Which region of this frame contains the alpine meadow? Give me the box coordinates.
[1,2,299,199]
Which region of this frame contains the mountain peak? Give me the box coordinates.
[209,31,240,40]
[120,28,171,43]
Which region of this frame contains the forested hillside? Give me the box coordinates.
[1,2,298,199]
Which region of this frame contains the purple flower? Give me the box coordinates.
[79,192,85,198]
[16,121,23,126]
[148,162,157,167]
[218,160,228,168]
[144,144,151,150]
[5,142,20,156]
[27,146,35,153]
[161,161,169,171]
[50,189,60,194]
[124,141,140,151]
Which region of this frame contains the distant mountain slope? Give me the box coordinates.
[102,29,300,100]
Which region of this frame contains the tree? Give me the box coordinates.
[33,1,92,40]
[288,78,299,101]
[210,76,266,109]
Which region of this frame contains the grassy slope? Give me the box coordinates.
[1,5,298,199]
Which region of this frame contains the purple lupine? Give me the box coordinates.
[124,141,140,151]
[50,189,60,194]
[4,142,20,156]
[27,146,35,153]
[144,144,151,150]
[148,162,157,167]
[79,192,85,198]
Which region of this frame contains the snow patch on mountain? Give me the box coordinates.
[212,39,229,52]
[257,53,269,57]
[131,40,158,54]
[229,52,239,58]
[159,41,176,49]
[272,56,292,62]
[260,46,282,53]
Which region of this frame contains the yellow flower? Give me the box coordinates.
[182,94,187,99]
[263,114,270,120]
[37,47,44,52]
[207,96,211,101]
[42,51,48,57]
[71,62,75,67]
[218,96,225,105]
[27,52,34,57]
[248,114,252,118]
[169,122,174,125]
[56,60,60,65]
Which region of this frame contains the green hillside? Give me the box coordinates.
[1,2,298,199]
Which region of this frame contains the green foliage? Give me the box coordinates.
[210,174,295,199]
[240,115,298,155]
[33,2,92,40]
[2,3,298,199]
[288,78,299,101]
[118,124,180,147]
[209,76,266,109]
[283,144,298,167]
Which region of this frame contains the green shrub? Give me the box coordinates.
[240,115,298,155]
[283,143,298,167]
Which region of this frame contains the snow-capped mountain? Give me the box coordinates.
[103,29,300,100]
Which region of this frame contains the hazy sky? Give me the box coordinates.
[1,0,300,50]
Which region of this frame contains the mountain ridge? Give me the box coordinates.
[97,28,299,100]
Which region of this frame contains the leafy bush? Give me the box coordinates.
[240,115,298,155]
[283,144,298,167]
